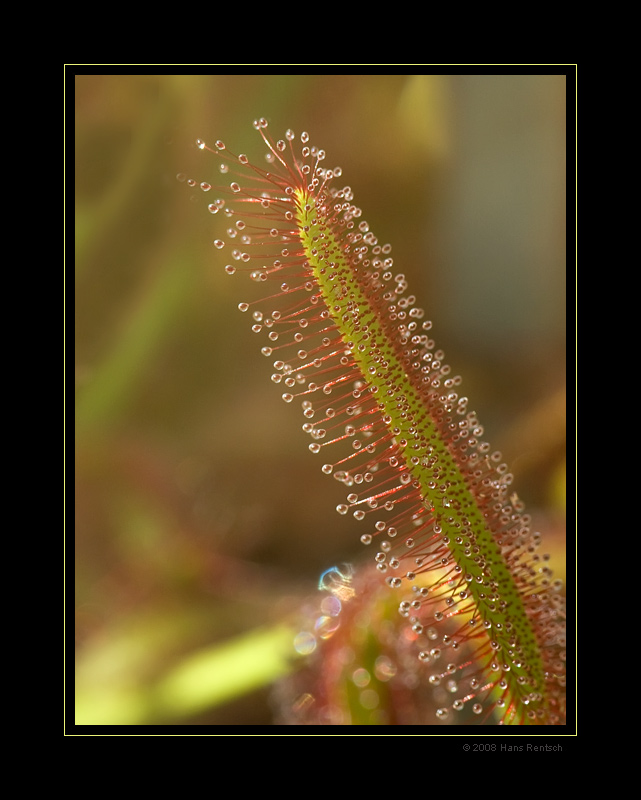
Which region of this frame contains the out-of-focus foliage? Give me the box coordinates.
[74,73,566,725]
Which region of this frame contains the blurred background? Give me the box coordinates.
[74,73,567,726]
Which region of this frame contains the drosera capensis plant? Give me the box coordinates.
[181,118,566,725]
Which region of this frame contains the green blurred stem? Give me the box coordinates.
[75,623,297,725]
[75,252,195,436]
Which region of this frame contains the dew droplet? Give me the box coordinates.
[352,667,370,688]
[374,655,396,682]
[315,615,340,639]
[293,631,316,655]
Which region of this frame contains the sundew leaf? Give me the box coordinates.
[183,120,566,725]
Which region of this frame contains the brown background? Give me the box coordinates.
[74,72,567,725]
